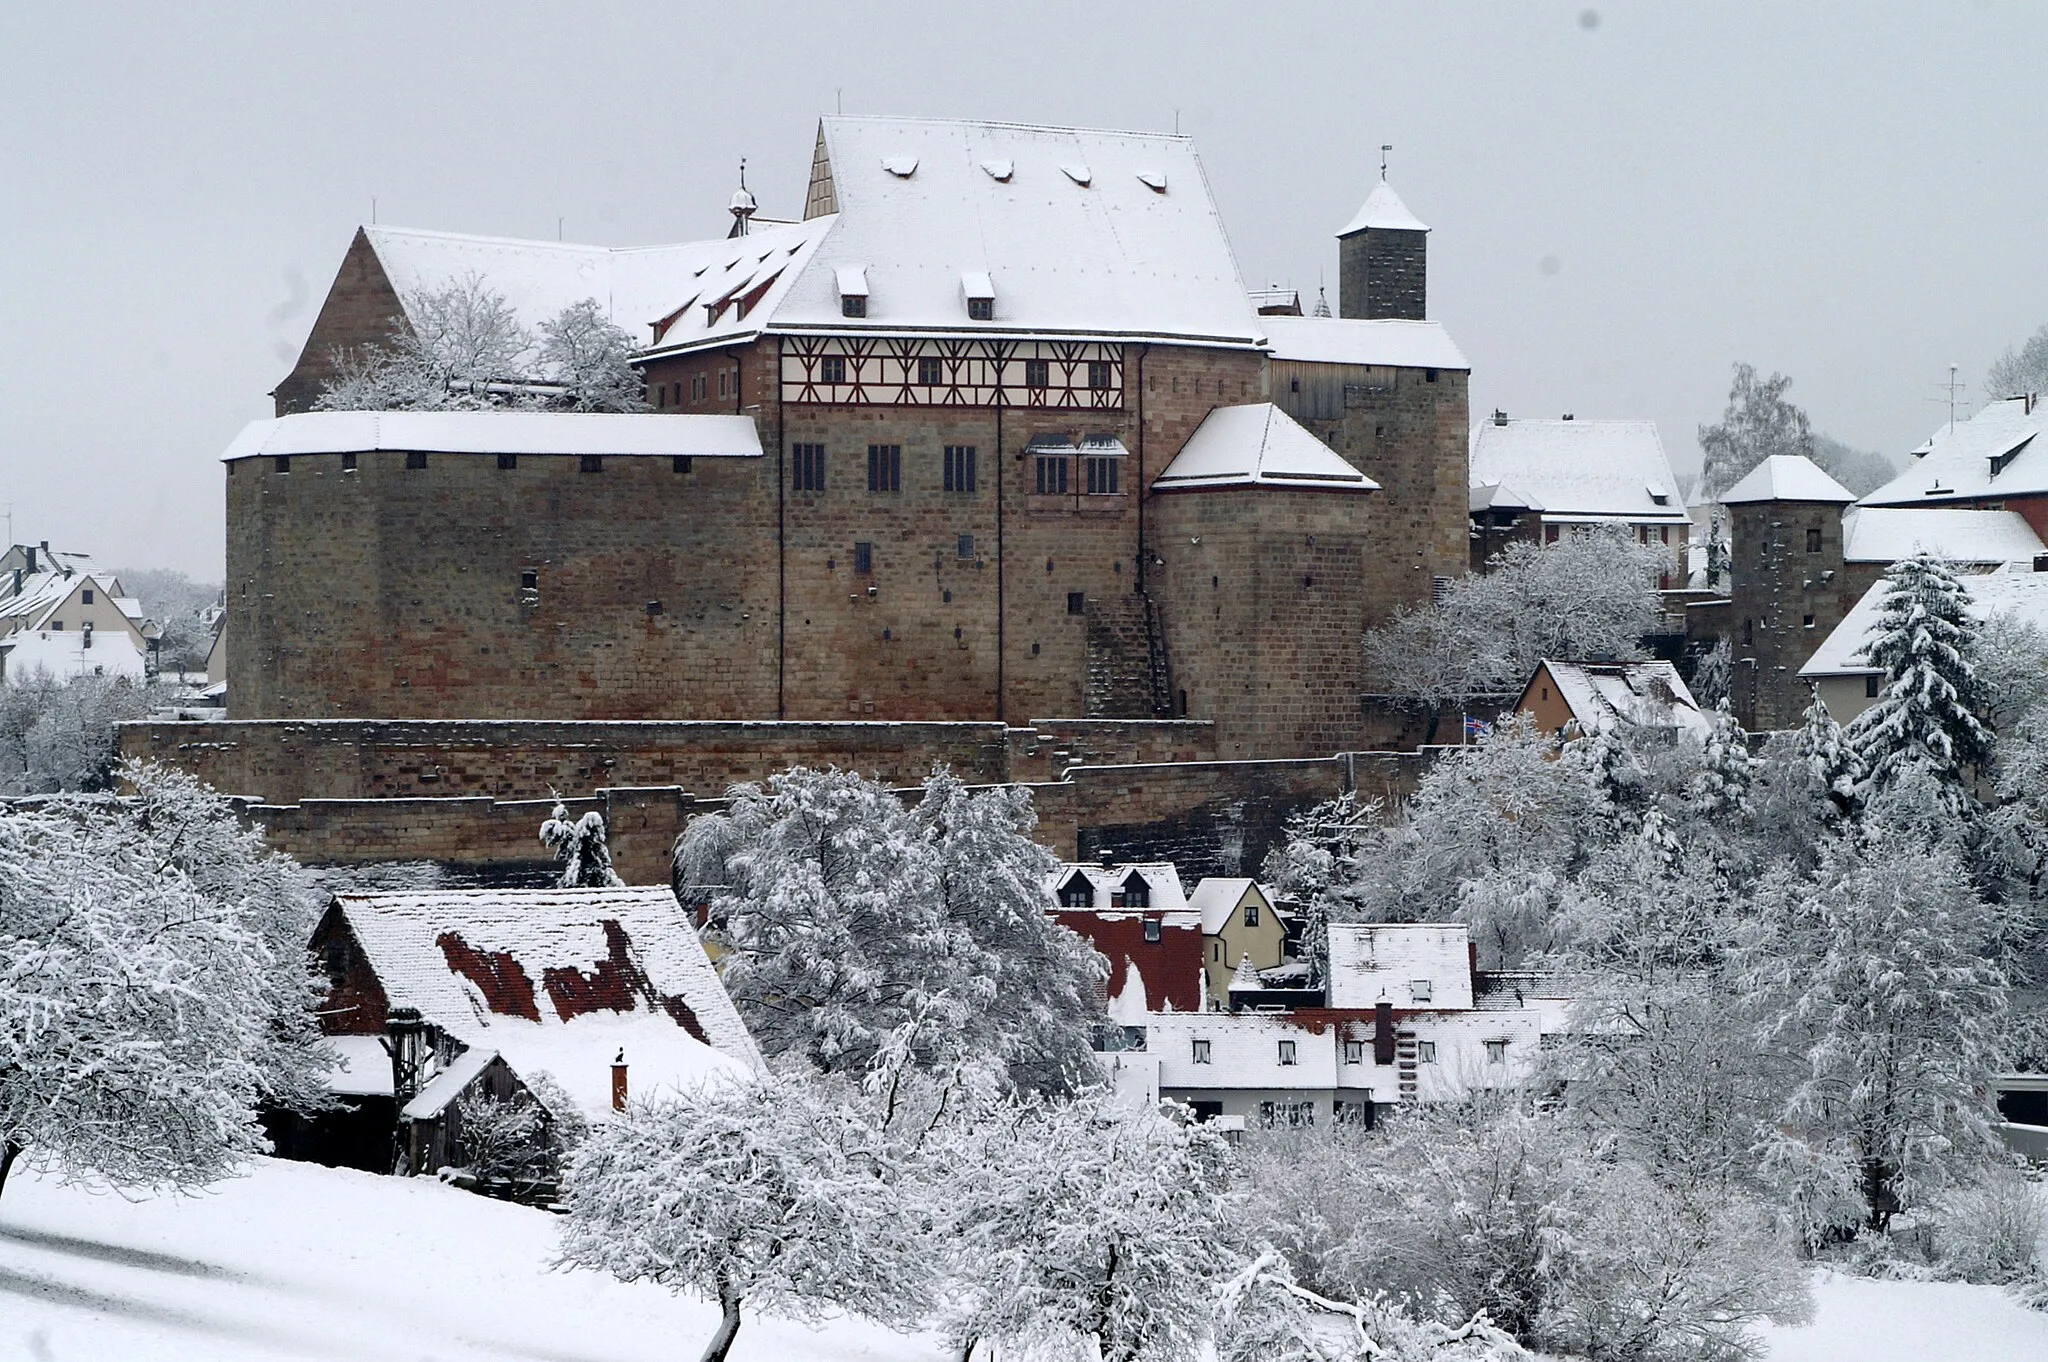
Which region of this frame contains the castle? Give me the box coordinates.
[226,117,1470,763]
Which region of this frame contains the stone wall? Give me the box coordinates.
[1339,228,1427,322]
[1727,500,1859,731]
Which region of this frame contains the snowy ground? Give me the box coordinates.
[2,1156,2044,1362]
[0,1158,942,1362]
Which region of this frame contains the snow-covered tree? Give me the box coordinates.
[1808,433,1897,498]
[0,765,329,1204]
[1791,689,1863,824]
[1684,700,1757,822]
[938,1090,1235,1362]
[1974,606,2048,735]
[1697,363,1815,501]
[1846,554,1994,814]
[1364,531,1670,722]
[539,797,624,888]
[0,670,152,795]
[559,1071,926,1362]
[1740,835,2010,1236]
[680,766,1101,1091]
[538,298,650,412]
[1688,637,1732,710]
[1260,791,1381,986]
[1985,323,2048,403]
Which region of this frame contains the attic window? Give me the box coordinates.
[881,154,918,178]
[1410,979,1433,1003]
[1990,434,2035,480]
[1058,874,1093,908]
[1649,488,1670,505]
[962,270,995,321]
[836,265,869,318]
[980,159,1013,182]
[1136,170,1167,193]
[1122,874,1150,908]
[1060,164,1092,186]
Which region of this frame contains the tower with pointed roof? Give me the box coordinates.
[1337,176,1428,321]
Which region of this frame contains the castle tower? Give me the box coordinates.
[1337,178,1429,321]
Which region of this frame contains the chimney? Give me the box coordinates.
[24,546,35,573]
[1373,1000,1396,1065]
[1561,413,1574,421]
[611,1049,628,1111]
[2034,554,2048,574]
[1492,409,1508,426]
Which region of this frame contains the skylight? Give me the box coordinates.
[1060,164,1092,186]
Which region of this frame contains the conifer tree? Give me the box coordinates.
[1846,554,1993,814]
[1794,688,1863,822]
[539,797,624,888]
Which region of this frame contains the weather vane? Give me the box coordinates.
[1380,144,1392,181]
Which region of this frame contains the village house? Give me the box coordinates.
[1048,861,1205,1018]
[1516,658,1711,741]
[1186,877,1291,1007]
[282,885,759,1178]
[1466,415,1691,581]
[0,542,156,684]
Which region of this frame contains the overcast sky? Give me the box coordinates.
[3,1,2044,579]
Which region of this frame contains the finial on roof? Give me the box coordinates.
[1312,286,1331,318]
[1380,144,1392,181]
[729,159,757,237]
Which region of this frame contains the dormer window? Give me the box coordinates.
[1121,873,1150,909]
[836,265,869,319]
[1057,873,1093,909]
[963,271,995,321]
[1648,487,1670,506]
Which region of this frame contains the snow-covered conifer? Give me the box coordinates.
[558,1071,925,1362]
[1261,792,1381,986]
[538,299,650,412]
[1846,554,1994,814]
[1685,700,1757,821]
[539,797,624,888]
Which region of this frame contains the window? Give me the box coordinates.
[1803,614,1815,629]
[944,445,977,492]
[1807,526,1823,553]
[498,453,517,470]
[853,541,874,574]
[718,370,729,398]
[341,452,357,472]
[273,456,290,474]
[792,443,826,493]
[1084,455,1120,495]
[1191,1038,1212,1064]
[1343,1039,1365,1065]
[580,455,603,473]
[50,621,61,632]
[1057,875,1092,908]
[1122,875,1150,908]
[519,569,538,591]
[692,373,707,401]
[405,451,428,470]
[81,589,93,604]
[1485,1038,1509,1065]
[841,294,866,318]
[918,356,944,386]
[1087,360,1112,390]
[957,534,975,559]
[1243,901,1260,928]
[1417,1041,1438,1063]
[1410,979,1432,1003]
[1258,1101,1315,1129]
[1035,455,1068,494]
[819,356,846,385]
[1067,591,1086,616]
[1425,368,1439,382]
[1544,524,1559,544]
[1024,358,1050,389]
[673,456,693,473]
[1866,674,1881,698]
[867,444,901,492]
[1143,919,1162,943]
[967,296,993,321]
[1277,1039,1298,1066]
[1335,1099,1371,1126]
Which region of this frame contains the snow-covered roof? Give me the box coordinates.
[1470,482,1545,514]
[1801,565,2048,679]
[1530,659,1711,739]
[1260,315,1467,370]
[221,411,762,461]
[1326,923,1475,1011]
[676,116,1264,351]
[0,569,130,634]
[1337,179,1430,235]
[401,1045,500,1121]
[1046,862,1189,915]
[323,1034,394,1097]
[1840,506,2045,565]
[1152,403,1379,493]
[1183,878,1276,935]
[0,625,147,685]
[1720,455,1856,505]
[1468,419,1689,523]
[1860,397,2048,506]
[328,887,760,1120]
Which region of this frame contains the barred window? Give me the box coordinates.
[1024,358,1050,389]
[944,445,977,493]
[867,444,901,493]
[956,534,975,559]
[791,443,827,493]
[819,356,846,385]
[1035,455,1068,495]
[1084,455,1120,495]
[1087,359,1113,389]
[918,356,944,386]
[841,294,866,318]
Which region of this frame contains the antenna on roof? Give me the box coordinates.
[1380,145,1392,181]
[1929,363,1966,433]
[836,88,843,116]
[370,196,377,225]
[557,216,564,242]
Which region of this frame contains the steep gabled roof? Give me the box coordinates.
[1153,403,1379,493]
[328,887,759,1119]
[1860,397,2048,506]
[1046,861,1190,915]
[1260,316,1468,370]
[1528,659,1711,739]
[1184,878,1281,935]
[1720,455,1855,505]
[1468,419,1688,523]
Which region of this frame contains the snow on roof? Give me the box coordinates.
[736,116,1264,348]
[1719,455,1856,505]
[1860,397,2048,506]
[1260,315,1468,370]
[324,1034,394,1097]
[1337,179,1430,235]
[0,625,147,685]
[221,411,762,461]
[1468,418,1690,523]
[1183,878,1274,935]
[1047,862,1190,915]
[330,887,760,1119]
[1532,659,1711,739]
[1470,482,1545,514]
[1326,923,1475,1010]
[1801,566,2048,679]
[1840,506,2046,565]
[401,1045,499,1121]
[1152,403,1380,493]
[0,568,129,633]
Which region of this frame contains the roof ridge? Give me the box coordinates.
[822,113,1192,142]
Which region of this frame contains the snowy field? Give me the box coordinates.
[2,1156,2045,1362]
[0,1158,940,1362]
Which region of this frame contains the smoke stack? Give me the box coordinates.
[1373,1000,1396,1065]
[611,1049,628,1111]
